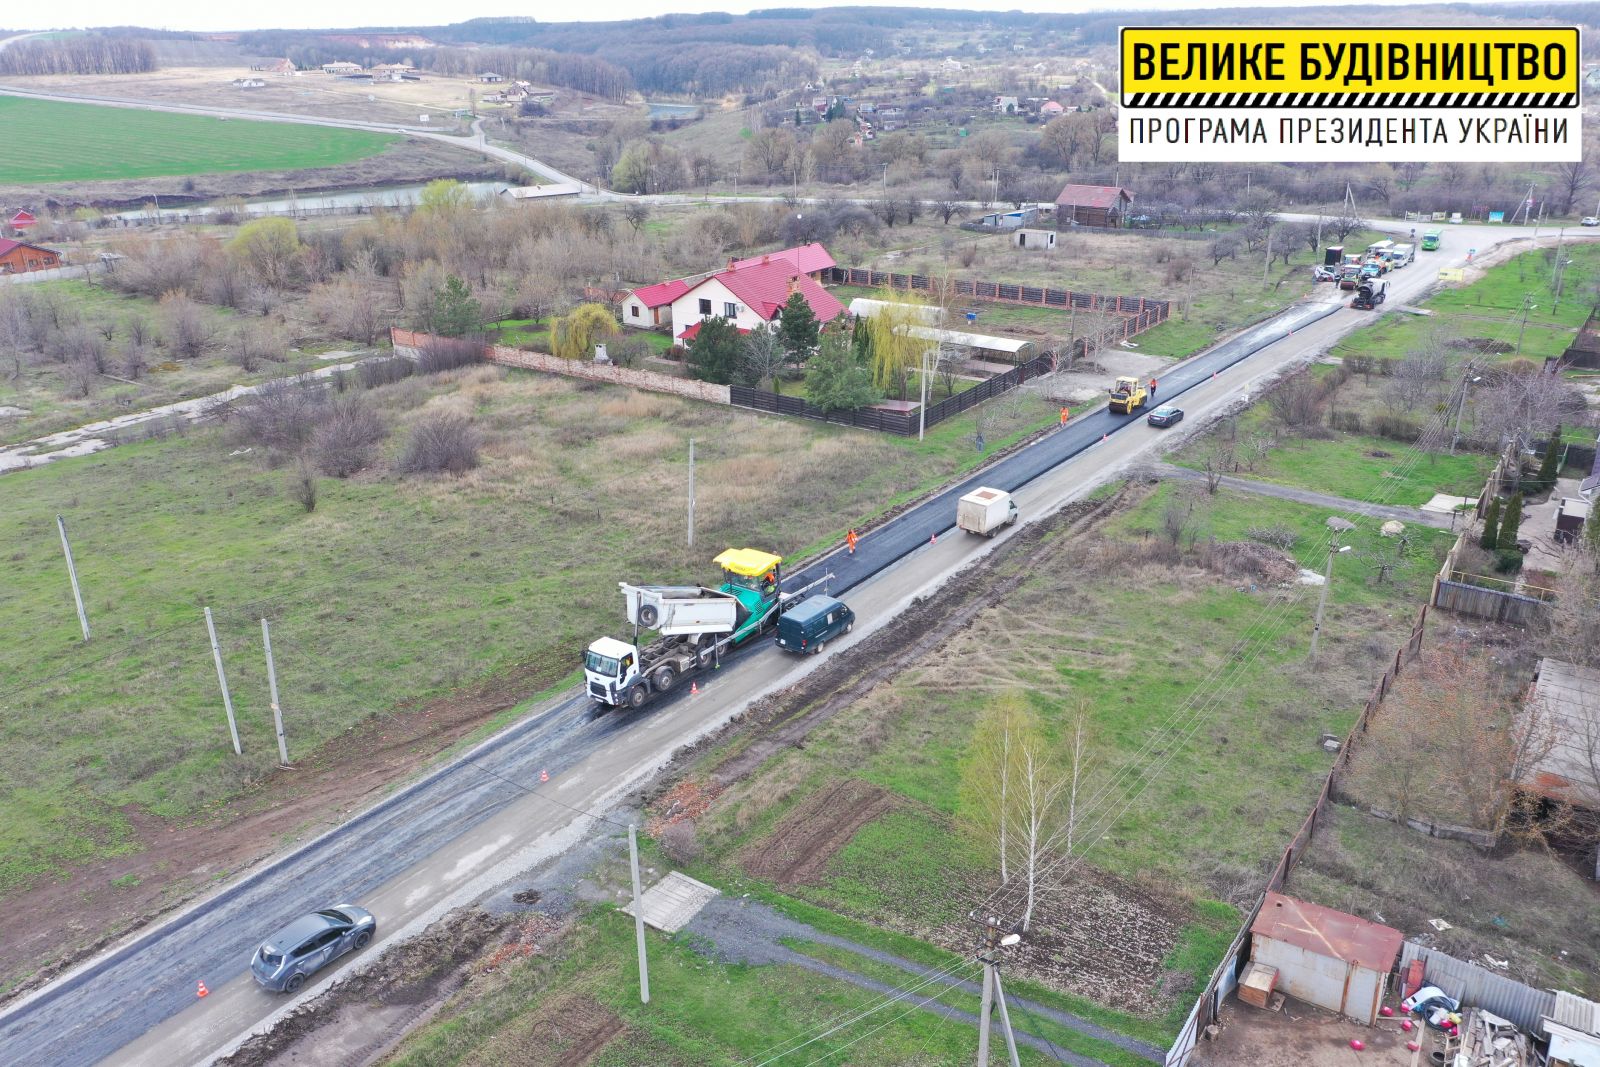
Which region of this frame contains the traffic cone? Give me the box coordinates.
[930,532,937,545]
[539,769,549,783]
[691,681,700,696]
[197,980,208,998]
[1102,432,1107,441]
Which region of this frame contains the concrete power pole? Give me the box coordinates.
[972,915,1022,1066]
[629,824,651,1004]
[261,618,290,766]
[1308,539,1352,660]
[687,438,695,550]
[55,515,90,641]
[204,607,242,756]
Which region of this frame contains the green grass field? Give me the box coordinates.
[0,97,397,183]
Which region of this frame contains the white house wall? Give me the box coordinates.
[621,297,663,330]
[670,278,769,336]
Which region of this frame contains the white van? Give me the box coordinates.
[1390,243,1415,268]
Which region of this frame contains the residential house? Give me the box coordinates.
[1054,183,1134,229]
[993,95,1019,114]
[0,239,62,275]
[941,57,963,73]
[498,183,584,203]
[729,242,836,281]
[253,58,297,75]
[670,259,845,345]
[1248,892,1403,1025]
[478,72,504,83]
[1039,100,1065,117]
[621,279,690,330]
[321,61,362,75]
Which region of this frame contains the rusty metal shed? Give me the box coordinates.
[1249,892,1403,1025]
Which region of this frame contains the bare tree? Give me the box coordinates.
[1472,370,1589,450]
[1201,442,1235,493]
[622,201,651,233]
[738,327,787,391]
[1391,344,1449,414]
[157,291,214,359]
[1266,370,1324,432]
[934,198,968,225]
[288,459,318,513]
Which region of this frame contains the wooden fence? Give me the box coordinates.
[824,267,1171,341]
[1166,605,1430,1067]
[729,354,1055,436]
[1429,530,1552,624]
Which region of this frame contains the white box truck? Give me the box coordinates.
[957,487,1019,537]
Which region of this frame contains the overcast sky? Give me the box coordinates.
[17,0,1345,35]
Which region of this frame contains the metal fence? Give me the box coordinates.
[1398,943,1555,1033]
[824,267,1171,341]
[729,354,1056,437]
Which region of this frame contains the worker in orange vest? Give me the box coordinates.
[1149,378,1158,397]
[846,528,858,555]
[1059,406,1070,426]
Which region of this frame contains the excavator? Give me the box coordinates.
[1108,375,1149,415]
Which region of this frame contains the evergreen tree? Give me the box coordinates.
[776,291,821,367]
[808,330,881,412]
[1498,492,1524,551]
[1536,425,1563,489]
[431,274,482,337]
[851,315,872,366]
[688,316,741,385]
[1479,496,1502,551]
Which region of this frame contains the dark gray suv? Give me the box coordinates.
[250,905,376,992]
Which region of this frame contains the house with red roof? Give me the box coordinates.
[0,239,61,275]
[1054,183,1133,229]
[620,278,690,330]
[670,258,845,346]
[728,242,836,280]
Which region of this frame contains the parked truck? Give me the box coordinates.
[957,487,1019,536]
[583,548,833,709]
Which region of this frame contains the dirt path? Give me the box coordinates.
[0,662,547,1002]
[740,780,899,885]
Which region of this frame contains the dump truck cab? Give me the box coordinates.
[1108,375,1148,415]
[584,636,643,703]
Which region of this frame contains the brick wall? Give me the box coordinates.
[390,328,731,405]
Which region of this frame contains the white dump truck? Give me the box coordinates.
[957,487,1019,537]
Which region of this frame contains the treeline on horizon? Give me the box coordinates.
[0,34,156,76]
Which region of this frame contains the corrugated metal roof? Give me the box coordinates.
[1554,991,1600,1034]
[730,242,836,276]
[1519,659,1600,808]
[1250,892,1403,972]
[630,278,691,308]
[1053,183,1133,209]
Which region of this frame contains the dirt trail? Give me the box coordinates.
[0,663,551,1002]
[740,780,899,885]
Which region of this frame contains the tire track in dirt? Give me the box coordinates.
[740,780,899,886]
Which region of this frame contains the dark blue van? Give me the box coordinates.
[776,595,854,655]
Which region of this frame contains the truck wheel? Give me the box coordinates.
[845,622,853,633]
[637,604,660,628]
[652,665,677,693]
[626,686,647,710]
[813,640,825,654]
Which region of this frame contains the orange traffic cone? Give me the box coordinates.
[539,769,549,783]
[1102,432,1107,441]
[197,980,209,998]
[930,532,938,545]
[691,681,700,696]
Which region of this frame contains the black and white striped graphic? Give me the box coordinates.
[1124,90,1577,108]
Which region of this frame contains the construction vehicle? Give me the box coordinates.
[583,548,833,709]
[957,487,1019,536]
[1351,279,1388,310]
[1108,375,1148,415]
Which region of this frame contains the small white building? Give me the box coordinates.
[1249,892,1403,1025]
[1013,228,1056,250]
[621,279,690,330]
[322,61,362,75]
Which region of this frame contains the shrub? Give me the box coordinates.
[358,357,414,389]
[1327,410,1363,433]
[288,460,318,513]
[233,378,324,456]
[1492,548,1524,574]
[1246,524,1298,549]
[416,337,484,374]
[398,412,480,476]
[1370,414,1422,441]
[311,395,388,478]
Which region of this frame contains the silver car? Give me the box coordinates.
[250,905,376,992]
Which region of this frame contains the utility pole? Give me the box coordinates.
[629,824,651,1004]
[1516,295,1538,356]
[1450,363,1475,455]
[687,438,695,549]
[1263,227,1273,286]
[204,607,242,756]
[1308,538,1352,660]
[56,515,90,641]
[971,914,1023,1067]
[261,618,289,766]
[918,347,929,441]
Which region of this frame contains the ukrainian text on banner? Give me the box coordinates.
[1119,27,1581,162]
